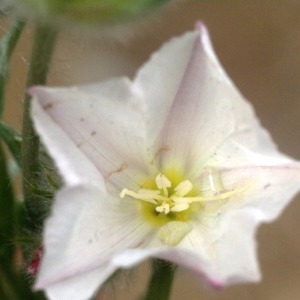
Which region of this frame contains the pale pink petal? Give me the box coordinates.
[133,31,198,146]
[215,164,300,221]
[207,209,262,284]
[31,98,104,187]
[30,80,155,192]
[154,24,234,171]
[205,136,288,169]
[112,208,261,286]
[172,208,262,285]
[154,24,278,174]
[112,245,217,282]
[35,185,153,294]
[41,265,115,300]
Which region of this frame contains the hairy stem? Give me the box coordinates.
[22,24,57,228]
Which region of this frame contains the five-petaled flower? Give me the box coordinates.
[30,23,300,300]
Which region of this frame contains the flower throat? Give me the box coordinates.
[120,169,252,226]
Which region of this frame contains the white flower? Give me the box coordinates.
[30,23,300,300]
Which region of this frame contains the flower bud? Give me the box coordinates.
[8,0,171,26]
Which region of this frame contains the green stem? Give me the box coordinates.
[0,145,14,264]
[22,24,57,229]
[0,19,25,116]
[143,259,177,300]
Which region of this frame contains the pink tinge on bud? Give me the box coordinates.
[26,246,43,277]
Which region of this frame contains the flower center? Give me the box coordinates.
[120,173,199,215]
[120,170,253,246]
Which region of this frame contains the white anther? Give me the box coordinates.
[174,180,193,197]
[171,203,190,212]
[155,173,171,196]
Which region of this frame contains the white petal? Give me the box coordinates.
[204,117,290,169]
[154,24,237,171]
[114,208,262,287]
[36,185,152,295]
[133,30,198,147]
[153,24,278,175]
[31,98,104,187]
[157,221,192,246]
[173,208,262,286]
[216,164,300,221]
[210,209,262,284]
[41,264,115,300]
[112,242,219,285]
[29,80,154,191]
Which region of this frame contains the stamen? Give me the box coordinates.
[172,182,252,204]
[155,173,171,196]
[120,189,164,204]
[173,180,193,197]
[171,203,190,212]
[120,171,254,247]
[138,189,161,195]
[120,173,253,220]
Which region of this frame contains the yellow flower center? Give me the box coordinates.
[120,170,201,225]
[121,174,195,213]
[120,169,252,246]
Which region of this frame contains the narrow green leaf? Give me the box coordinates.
[0,121,22,168]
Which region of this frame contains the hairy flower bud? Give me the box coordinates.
[7,0,170,27]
